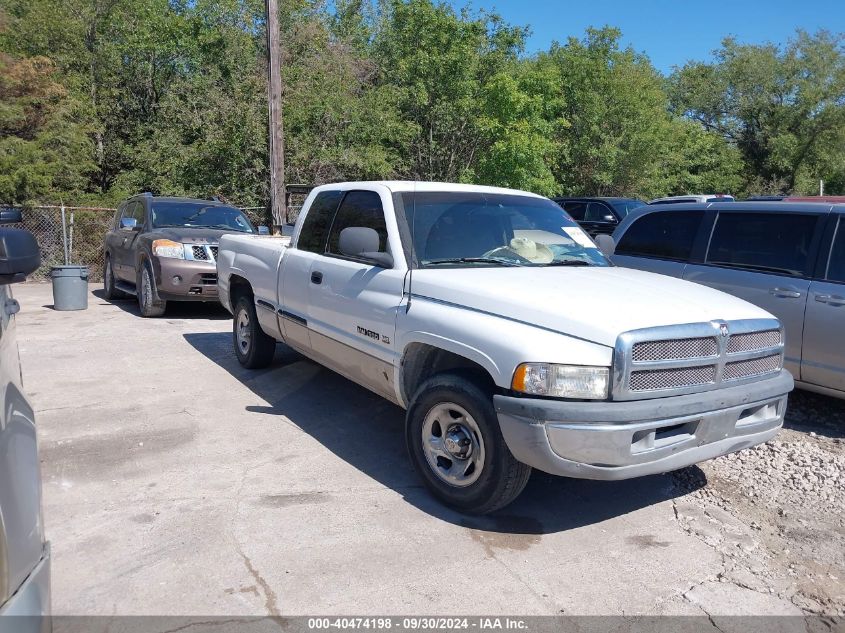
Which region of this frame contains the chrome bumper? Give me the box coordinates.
[495,371,793,480]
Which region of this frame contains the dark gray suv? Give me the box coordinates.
[103,194,261,317]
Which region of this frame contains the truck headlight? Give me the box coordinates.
[512,363,609,400]
[152,239,185,259]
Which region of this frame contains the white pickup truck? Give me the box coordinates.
[217,181,794,514]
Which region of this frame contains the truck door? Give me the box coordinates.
[305,190,406,402]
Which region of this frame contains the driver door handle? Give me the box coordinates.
[310,271,323,285]
[769,288,802,299]
[816,294,845,307]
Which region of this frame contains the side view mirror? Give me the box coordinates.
[0,228,41,285]
[0,208,23,224]
[338,227,393,268]
[602,214,616,223]
[120,217,138,230]
[257,225,270,235]
[594,234,616,257]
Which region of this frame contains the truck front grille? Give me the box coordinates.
[613,319,784,400]
[632,336,717,362]
[192,245,209,260]
[630,366,717,392]
[723,354,781,381]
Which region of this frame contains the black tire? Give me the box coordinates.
[103,256,128,300]
[406,373,531,514]
[233,295,276,368]
[138,262,166,317]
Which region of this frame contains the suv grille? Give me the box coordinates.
[614,320,783,400]
[632,337,717,362]
[189,245,218,262]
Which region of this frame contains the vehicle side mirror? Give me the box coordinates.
[595,234,616,257]
[338,227,393,268]
[602,214,616,223]
[257,225,270,235]
[0,228,41,285]
[0,208,23,224]
[120,217,138,230]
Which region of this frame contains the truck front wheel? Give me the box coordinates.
[406,373,531,514]
[233,295,276,368]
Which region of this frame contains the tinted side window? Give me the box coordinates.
[328,191,388,255]
[827,218,845,283]
[114,202,126,229]
[584,202,613,223]
[561,201,586,221]
[706,212,819,277]
[616,211,703,261]
[297,191,343,253]
[120,201,141,228]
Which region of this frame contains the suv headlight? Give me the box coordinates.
[152,239,185,259]
[512,363,609,400]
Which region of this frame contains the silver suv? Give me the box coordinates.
[0,210,50,628]
[604,201,845,398]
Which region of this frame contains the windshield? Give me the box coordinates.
[610,199,645,217]
[152,201,255,232]
[399,192,610,268]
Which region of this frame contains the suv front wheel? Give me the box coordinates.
[406,373,531,514]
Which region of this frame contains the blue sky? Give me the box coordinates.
[448,0,844,74]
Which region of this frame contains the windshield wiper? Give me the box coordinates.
[424,257,521,267]
[542,260,591,267]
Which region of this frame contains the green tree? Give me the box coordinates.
[669,30,845,194]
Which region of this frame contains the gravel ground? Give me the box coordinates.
[672,389,845,616]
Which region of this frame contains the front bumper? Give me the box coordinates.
[495,370,793,480]
[155,258,218,301]
[0,542,51,632]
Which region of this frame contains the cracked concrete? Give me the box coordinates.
[13,283,845,615]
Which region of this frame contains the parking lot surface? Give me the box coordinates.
[14,283,845,616]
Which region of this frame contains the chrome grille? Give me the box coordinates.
[192,245,209,261]
[727,330,781,354]
[613,319,784,400]
[210,246,219,260]
[632,337,717,362]
[630,366,716,392]
[724,354,781,381]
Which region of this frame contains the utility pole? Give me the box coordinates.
[266,0,286,228]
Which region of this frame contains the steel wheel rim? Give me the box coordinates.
[236,308,251,355]
[421,402,485,487]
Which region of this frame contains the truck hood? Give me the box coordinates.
[410,266,773,348]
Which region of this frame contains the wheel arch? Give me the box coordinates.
[228,274,254,312]
[399,339,499,407]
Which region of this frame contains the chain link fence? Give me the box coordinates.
[2,205,273,282]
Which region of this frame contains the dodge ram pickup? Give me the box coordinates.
[217,181,794,514]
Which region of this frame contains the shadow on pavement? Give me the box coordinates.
[91,288,231,320]
[183,331,705,535]
[784,389,845,439]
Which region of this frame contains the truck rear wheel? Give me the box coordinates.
[406,373,531,514]
[233,295,276,368]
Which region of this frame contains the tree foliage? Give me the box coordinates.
[0,0,842,206]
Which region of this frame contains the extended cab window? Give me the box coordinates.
[616,210,703,261]
[706,212,820,277]
[327,191,388,255]
[298,191,343,253]
[826,218,845,283]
